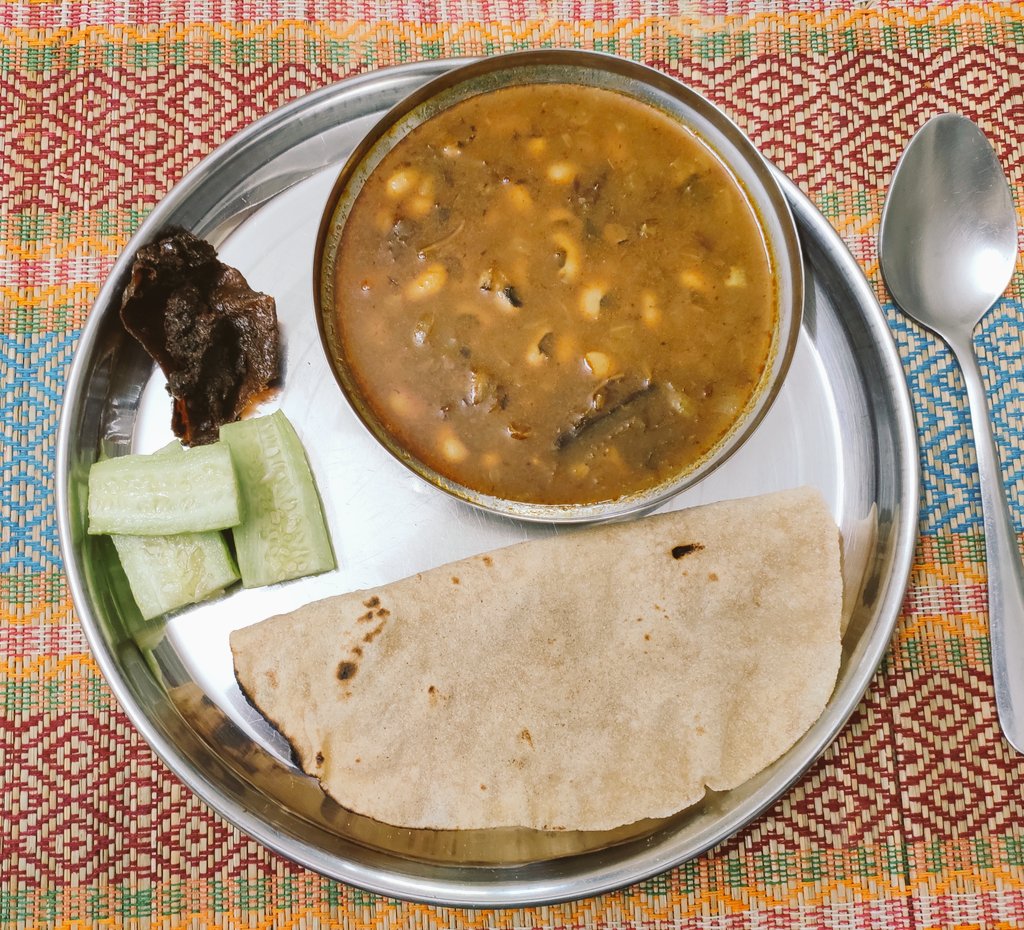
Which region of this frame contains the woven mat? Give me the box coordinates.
[3,1,1024,927]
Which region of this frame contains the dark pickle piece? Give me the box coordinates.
[120,227,281,446]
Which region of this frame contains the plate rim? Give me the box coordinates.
[55,57,920,907]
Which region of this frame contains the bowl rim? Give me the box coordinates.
[313,48,804,523]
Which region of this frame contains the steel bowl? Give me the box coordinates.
[314,50,804,522]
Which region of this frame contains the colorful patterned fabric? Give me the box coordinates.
[3,1,1023,927]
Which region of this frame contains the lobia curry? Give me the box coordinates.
[334,83,776,505]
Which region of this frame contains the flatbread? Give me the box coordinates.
[231,487,842,832]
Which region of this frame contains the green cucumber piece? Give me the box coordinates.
[88,444,241,536]
[111,531,240,620]
[220,410,335,587]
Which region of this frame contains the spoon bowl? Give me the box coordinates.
[880,114,1017,335]
[879,113,1023,753]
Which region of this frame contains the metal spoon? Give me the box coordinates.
[879,113,1023,752]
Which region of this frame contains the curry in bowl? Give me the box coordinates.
[318,53,801,516]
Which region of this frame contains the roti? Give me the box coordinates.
[231,487,842,832]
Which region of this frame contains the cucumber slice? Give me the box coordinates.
[153,440,185,456]
[88,443,241,536]
[220,410,335,587]
[111,531,240,620]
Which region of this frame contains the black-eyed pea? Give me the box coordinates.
[583,351,614,380]
[405,263,447,300]
[551,231,579,282]
[526,137,547,157]
[504,184,533,213]
[387,390,420,420]
[580,284,605,320]
[641,290,661,327]
[406,195,434,219]
[664,382,695,417]
[524,331,553,367]
[466,368,492,406]
[726,266,747,287]
[713,391,743,418]
[438,428,469,464]
[547,161,577,184]
[386,168,417,199]
[679,268,706,292]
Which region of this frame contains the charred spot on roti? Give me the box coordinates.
[315,752,324,766]
[337,661,358,681]
[672,543,704,559]
[350,645,363,657]
[266,670,277,688]
[520,728,534,748]
[482,555,493,567]
[451,576,460,585]
[363,621,386,643]
[376,607,390,618]
[708,572,718,581]
[363,595,381,608]
[357,610,375,623]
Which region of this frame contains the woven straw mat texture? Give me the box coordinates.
[3,0,1024,927]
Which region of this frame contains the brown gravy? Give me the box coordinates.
[334,83,775,505]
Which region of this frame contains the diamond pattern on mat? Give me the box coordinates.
[889,664,1024,841]
[753,673,904,850]
[977,298,1024,508]
[3,708,134,883]
[884,299,1024,535]
[0,703,272,885]
[16,63,332,214]
[1,331,77,574]
[655,45,1024,196]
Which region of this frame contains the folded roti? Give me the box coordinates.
[232,487,842,832]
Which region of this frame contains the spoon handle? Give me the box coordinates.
[949,335,1024,754]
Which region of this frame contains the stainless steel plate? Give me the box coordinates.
[56,59,918,908]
